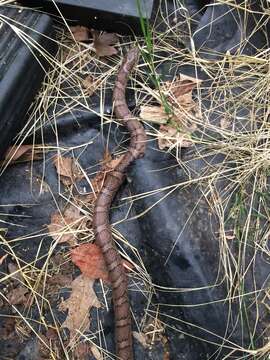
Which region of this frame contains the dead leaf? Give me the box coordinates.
[133,331,148,348]
[72,152,124,209]
[7,285,29,306]
[47,274,73,287]
[53,155,83,186]
[90,345,102,360]
[163,350,170,360]
[92,30,118,57]
[103,152,124,171]
[90,152,124,196]
[4,145,32,162]
[0,318,16,340]
[141,75,201,150]
[158,125,193,150]
[3,145,43,164]
[70,26,90,42]
[82,75,96,96]
[59,275,101,343]
[133,318,165,349]
[38,329,62,359]
[140,105,168,124]
[0,254,8,265]
[163,74,201,101]
[46,254,75,302]
[47,205,87,246]
[71,243,133,283]
[46,328,59,341]
[73,342,91,360]
[164,75,201,125]
[143,317,164,345]
[8,262,24,284]
[71,244,109,282]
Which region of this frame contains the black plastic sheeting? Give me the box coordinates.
[0,1,270,359]
[0,6,56,159]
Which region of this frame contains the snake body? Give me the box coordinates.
[92,48,146,360]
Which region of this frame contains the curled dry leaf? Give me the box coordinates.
[163,74,201,108]
[53,155,83,186]
[59,275,101,344]
[162,74,202,127]
[47,205,87,246]
[90,345,102,360]
[92,30,118,57]
[140,105,168,124]
[3,144,43,164]
[71,243,134,283]
[70,26,90,42]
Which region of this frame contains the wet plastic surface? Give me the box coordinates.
[20,0,155,35]
[0,1,269,359]
[0,6,56,159]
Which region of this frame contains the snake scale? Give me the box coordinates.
[92,47,146,360]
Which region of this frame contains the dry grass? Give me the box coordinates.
[0,0,269,359]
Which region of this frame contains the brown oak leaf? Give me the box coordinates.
[59,275,101,344]
[166,78,197,105]
[92,30,118,57]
